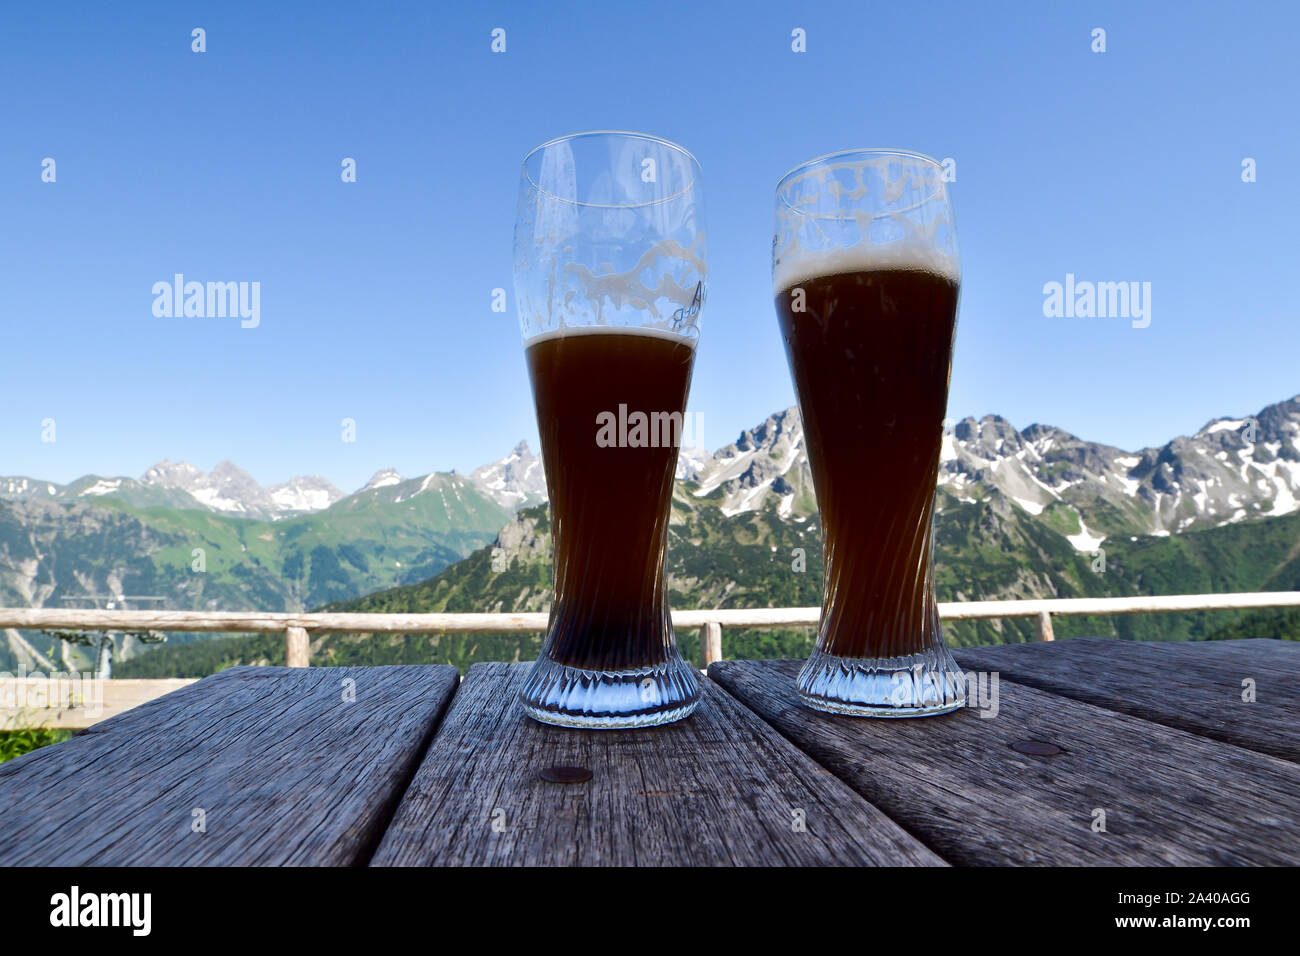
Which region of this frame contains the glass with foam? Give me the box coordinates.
[773,149,968,717]
[513,131,706,728]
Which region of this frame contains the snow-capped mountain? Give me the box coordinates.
[361,468,405,492]
[674,447,711,482]
[940,396,1300,543]
[6,395,1298,545]
[140,460,204,489]
[140,459,344,520]
[687,408,813,518]
[679,395,1300,550]
[469,441,547,508]
[268,475,344,513]
[1,442,548,523]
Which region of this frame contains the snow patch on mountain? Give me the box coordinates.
[268,476,344,513]
[676,447,710,481]
[0,477,61,501]
[78,479,123,497]
[1201,418,1247,436]
[1068,518,1106,551]
[362,469,404,491]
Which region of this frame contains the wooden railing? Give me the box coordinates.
[3,591,1298,728]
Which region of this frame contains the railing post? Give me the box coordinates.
[700,622,722,668]
[285,626,310,667]
[1037,610,1055,642]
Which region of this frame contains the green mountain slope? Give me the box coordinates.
[117,492,1300,678]
[0,474,511,670]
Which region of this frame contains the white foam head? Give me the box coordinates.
[773,240,959,293]
[523,323,698,349]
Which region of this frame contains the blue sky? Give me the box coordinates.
[2,0,1296,492]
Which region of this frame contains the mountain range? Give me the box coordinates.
[1,444,550,522]
[7,393,1300,673]
[684,394,1300,549]
[122,472,1300,677]
[323,393,1300,629]
[112,394,1300,677]
[0,446,548,670]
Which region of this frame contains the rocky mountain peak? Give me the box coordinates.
[141,459,203,486]
[470,441,547,509]
[672,393,1300,548]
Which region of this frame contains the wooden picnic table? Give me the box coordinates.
[0,637,1295,866]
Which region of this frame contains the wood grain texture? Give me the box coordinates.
[953,638,1300,762]
[709,657,1300,865]
[7,591,1300,632]
[370,662,944,867]
[0,665,459,865]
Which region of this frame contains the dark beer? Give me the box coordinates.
[526,326,695,671]
[775,266,959,660]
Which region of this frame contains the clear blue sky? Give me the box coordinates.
[3,0,1296,492]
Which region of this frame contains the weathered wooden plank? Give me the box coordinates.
[1,677,196,729]
[953,637,1300,762]
[0,665,459,865]
[370,662,944,866]
[5,591,1300,632]
[709,658,1300,865]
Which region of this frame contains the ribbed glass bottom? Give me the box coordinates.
[519,652,701,729]
[796,646,968,717]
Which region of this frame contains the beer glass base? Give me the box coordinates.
[518,653,701,729]
[795,647,967,718]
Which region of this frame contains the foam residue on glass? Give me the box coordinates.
[772,150,959,294]
[515,132,707,344]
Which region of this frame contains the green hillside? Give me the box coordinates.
[0,474,511,669]
[117,494,1300,678]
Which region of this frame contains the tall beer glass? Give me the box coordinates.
[514,131,705,728]
[773,149,967,717]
